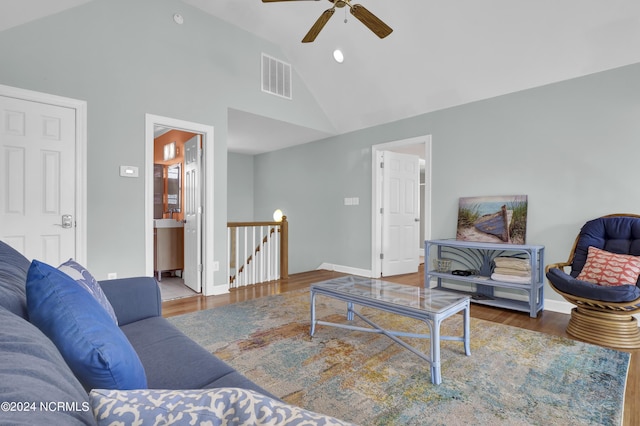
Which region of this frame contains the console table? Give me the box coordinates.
[425,239,544,318]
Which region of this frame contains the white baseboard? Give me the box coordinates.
[543,299,573,315]
[317,263,372,278]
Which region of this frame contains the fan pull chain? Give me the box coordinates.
[344,7,348,23]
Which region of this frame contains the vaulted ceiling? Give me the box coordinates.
[3,0,640,154]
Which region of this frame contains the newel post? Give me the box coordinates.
[280,216,288,279]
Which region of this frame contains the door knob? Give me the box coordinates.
[54,214,73,229]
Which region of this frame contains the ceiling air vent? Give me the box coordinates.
[261,53,292,100]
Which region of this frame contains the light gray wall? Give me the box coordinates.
[254,62,640,303]
[0,0,332,287]
[227,152,254,222]
[254,133,375,274]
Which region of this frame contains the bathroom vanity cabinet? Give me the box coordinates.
[154,223,184,280]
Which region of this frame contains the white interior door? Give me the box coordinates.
[380,150,420,276]
[183,135,201,292]
[0,95,76,264]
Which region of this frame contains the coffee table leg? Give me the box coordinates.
[310,291,317,337]
[347,301,354,321]
[464,302,471,356]
[431,318,442,385]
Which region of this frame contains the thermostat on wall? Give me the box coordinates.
[119,165,139,178]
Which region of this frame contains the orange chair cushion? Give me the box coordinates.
[576,246,640,286]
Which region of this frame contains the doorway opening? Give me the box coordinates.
[144,114,214,298]
[152,129,198,300]
[371,135,432,278]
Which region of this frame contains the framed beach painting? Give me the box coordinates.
[456,195,528,245]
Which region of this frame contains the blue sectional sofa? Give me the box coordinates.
[0,241,350,425]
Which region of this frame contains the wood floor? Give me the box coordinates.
[163,266,638,425]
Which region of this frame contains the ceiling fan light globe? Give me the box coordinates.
[333,49,344,63]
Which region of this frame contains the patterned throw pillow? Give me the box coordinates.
[576,246,640,287]
[90,388,355,426]
[59,259,118,324]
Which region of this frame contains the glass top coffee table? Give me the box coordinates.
[310,275,471,385]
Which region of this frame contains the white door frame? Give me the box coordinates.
[144,114,215,295]
[0,84,87,264]
[371,135,432,278]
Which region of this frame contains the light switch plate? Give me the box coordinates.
[344,197,359,206]
[120,165,139,177]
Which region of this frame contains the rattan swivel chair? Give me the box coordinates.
[546,214,640,349]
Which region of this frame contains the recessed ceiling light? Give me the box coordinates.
[333,49,344,64]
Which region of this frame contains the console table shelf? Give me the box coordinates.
[425,239,545,318]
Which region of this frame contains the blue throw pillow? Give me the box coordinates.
[26,260,147,391]
[58,259,118,324]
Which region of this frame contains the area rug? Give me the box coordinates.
[168,289,629,426]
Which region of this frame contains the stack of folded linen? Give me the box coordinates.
[491,257,531,284]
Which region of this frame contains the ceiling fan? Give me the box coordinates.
[262,0,393,43]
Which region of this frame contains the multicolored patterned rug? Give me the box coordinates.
[168,288,629,425]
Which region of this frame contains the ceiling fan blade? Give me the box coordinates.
[350,4,393,39]
[302,8,335,43]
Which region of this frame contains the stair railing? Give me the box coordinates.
[227,216,288,288]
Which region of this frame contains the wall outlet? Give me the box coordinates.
[107,272,117,279]
[212,261,220,272]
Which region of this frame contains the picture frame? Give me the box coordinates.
[456,195,528,244]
